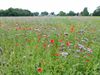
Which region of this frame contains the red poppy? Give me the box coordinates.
[16,27,21,31]
[59,40,63,42]
[50,39,54,43]
[37,68,43,73]
[38,35,41,42]
[16,43,19,46]
[54,53,60,56]
[86,59,89,62]
[43,35,48,38]
[22,27,26,30]
[43,43,47,48]
[83,56,86,58]
[87,53,91,56]
[66,41,70,47]
[70,25,75,32]
[28,27,32,30]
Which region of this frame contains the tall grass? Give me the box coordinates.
[0,17,100,75]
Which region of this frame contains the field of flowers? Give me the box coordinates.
[0,16,100,75]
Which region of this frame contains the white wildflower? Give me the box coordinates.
[76,50,81,53]
[87,48,93,53]
[34,28,40,32]
[78,44,84,49]
[78,29,85,34]
[64,32,68,36]
[60,52,68,57]
[82,38,88,42]
[48,44,50,47]
[43,34,47,37]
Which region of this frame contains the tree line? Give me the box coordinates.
[0,6,100,16]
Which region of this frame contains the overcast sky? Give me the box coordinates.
[0,0,100,13]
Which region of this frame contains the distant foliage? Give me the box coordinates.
[57,11,66,16]
[0,6,100,16]
[32,12,39,16]
[80,7,89,16]
[41,11,48,16]
[93,6,100,16]
[0,8,32,16]
[67,11,76,16]
[50,12,55,16]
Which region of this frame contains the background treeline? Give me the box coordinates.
[0,6,100,16]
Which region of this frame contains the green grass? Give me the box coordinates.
[0,16,100,75]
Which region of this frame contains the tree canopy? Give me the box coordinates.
[0,6,100,16]
[0,8,32,16]
[41,11,48,16]
[57,11,66,16]
[80,7,89,16]
[67,11,76,16]
[32,12,39,16]
[93,6,100,16]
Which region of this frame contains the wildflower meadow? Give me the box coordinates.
[0,16,100,75]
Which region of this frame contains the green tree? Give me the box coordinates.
[41,11,48,16]
[32,12,39,16]
[0,7,32,16]
[50,12,55,16]
[93,6,100,16]
[81,7,89,16]
[57,11,66,16]
[0,10,5,16]
[67,11,76,16]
